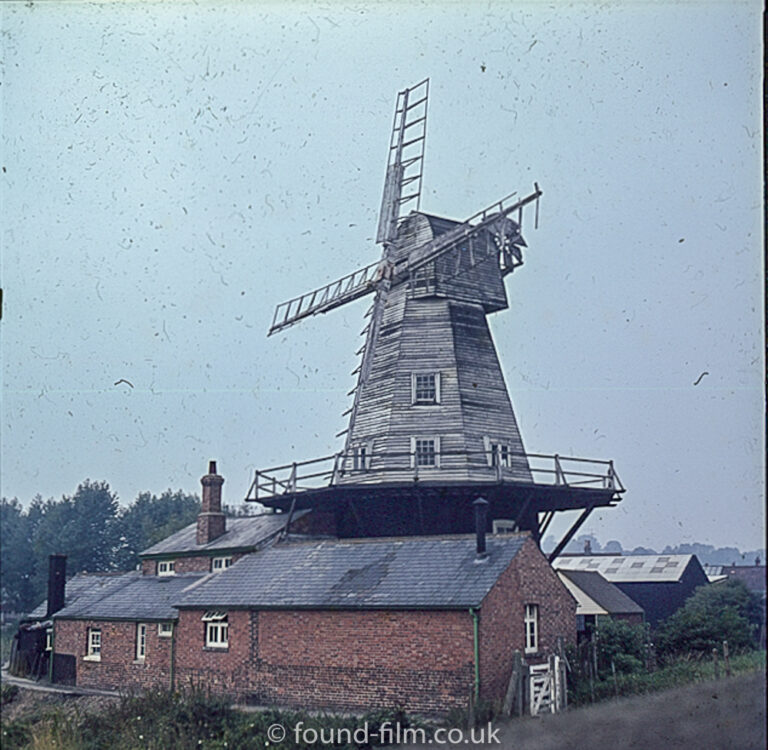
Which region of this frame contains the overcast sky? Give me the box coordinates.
[1,1,764,552]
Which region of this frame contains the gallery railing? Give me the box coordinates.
[244,449,624,503]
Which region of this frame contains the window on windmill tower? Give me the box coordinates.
[412,372,440,405]
[411,437,440,468]
[352,441,373,471]
[524,604,539,654]
[203,611,229,649]
[483,437,512,468]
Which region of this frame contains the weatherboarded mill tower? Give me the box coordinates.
[248,80,623,558]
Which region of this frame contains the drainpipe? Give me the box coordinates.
[470,607,480,702]
[169,624,176,691]
[47,626,55,683]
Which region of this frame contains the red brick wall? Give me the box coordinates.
[173,608,474,714]
[478,537,576,703]
[141,554,245,576]
[54,619,173,692]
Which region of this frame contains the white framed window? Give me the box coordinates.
[135,623,148,660]
[352,441,373,471]
[524,604,539,654]
[202,611,229,649]
[157,560,175,576]
[411,372,440,405]
[86,628,101,660]
[483,437,513,468]
[211,556,233,572]
[411,437,440,468]
[158,622,174,638]
[45,627,53,651]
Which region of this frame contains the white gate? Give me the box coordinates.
[529,655,563,716]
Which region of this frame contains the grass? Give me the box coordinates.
[0,689,419,750]
[568,649,765,707]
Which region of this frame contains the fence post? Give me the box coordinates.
[611,660,619,699]
[722,640,731,677]
[712,647,720,679]
[520,660,529,717]
[503,650,523,717]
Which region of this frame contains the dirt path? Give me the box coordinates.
[468,671,766,750]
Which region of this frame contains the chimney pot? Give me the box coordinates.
[473,497,489,559]
[209,460,217,475]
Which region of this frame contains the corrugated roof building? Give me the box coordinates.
[554,554,708,627]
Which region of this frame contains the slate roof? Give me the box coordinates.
[140,511,308,558]
[176,534,529,610]
[558,570,644,616]
[720,565,766,593]
[554,554,697,583]
[26,572,139,621]
[54,572,207,621]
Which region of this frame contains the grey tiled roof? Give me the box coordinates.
[140,511,308,557]
[26,572,139,621]
[176,534,528,610]
[55,572,206,621]
[558,570,644,615]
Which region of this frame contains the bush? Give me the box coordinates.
[593,618,648,676]
[655,579,763,659]
[1,683,19,705]
[0,689,421,750]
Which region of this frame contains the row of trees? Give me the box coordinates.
[1,482,201,614]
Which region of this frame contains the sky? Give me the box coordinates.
[1,0,764,552]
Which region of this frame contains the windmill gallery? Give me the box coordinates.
[15,81,626,715]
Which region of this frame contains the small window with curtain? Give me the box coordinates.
[202,611,229,649]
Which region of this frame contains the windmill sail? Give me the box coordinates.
[268,260,381,336]
[376,79,429,245]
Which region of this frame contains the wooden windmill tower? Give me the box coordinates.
[249,80,624,558]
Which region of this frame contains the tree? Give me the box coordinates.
[655,579,763,658]
[114,490,199,570]
[0,498,34,612]
[30,481,122,599]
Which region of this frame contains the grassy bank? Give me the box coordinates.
[568,649,765,707]
[0,689,416,750]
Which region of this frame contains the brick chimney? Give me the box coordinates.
[46,554,67,618]
[197,460,226,545]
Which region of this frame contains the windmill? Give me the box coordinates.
[249,80,623,558]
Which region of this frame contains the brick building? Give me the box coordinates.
[30,464,577,714]
[44,532,575,713]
